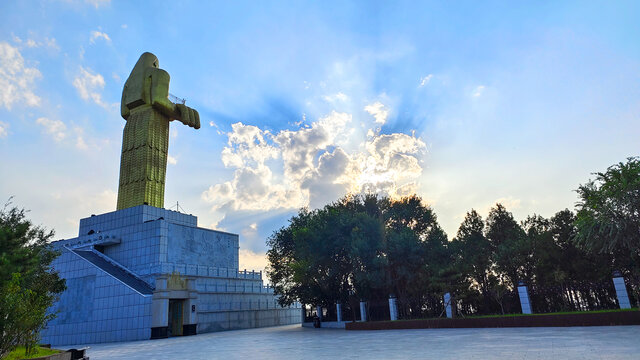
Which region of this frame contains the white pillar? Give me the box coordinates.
[336,303,343,322]
[517,281,532,314]
[151,298,169,328]
[613,271,631,309]
[389,295,398,321]
[359,300,367,322]
[443,292,452,318]
[316,305,323,321]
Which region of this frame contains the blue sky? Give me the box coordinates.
[1,0,639,271]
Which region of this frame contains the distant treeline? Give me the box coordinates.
[267,157,640,317]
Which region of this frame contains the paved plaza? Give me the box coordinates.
[71,324,639,359]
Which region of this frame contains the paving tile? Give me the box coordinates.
[71,325,640,360]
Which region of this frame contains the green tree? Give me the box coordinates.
[451,210,492,311]
[0,203,66,358]
[266,194,442,312]
[485,203,527,287]
[575,157,640,258]
[543,209,607,282]
[385,195,441,299]
[266,196,387,307]
[575,157,640,306]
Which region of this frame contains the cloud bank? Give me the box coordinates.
[202,104,426,220]
[0,42,41,109]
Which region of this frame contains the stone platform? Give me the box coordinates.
[41,205,301,346]
[65,324,640,360]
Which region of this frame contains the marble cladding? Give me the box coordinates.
[78,205,197,236]
[42,205,300,346]
[41,247,152,345]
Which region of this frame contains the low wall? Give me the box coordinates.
[197,307,301,333]
[301,321,347,329]
[346,310,640,330]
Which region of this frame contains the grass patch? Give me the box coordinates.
[3,346,61,360]
[395,308,639,322]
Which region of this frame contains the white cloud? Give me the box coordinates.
[419,74,433,87]
[121,24,128,29]
[72,67,109,108]
[13,36,59,50]
[323,92,349,103]
[34,120,106,151]
[36,117,67,142]
[221,122,279,169]
[202,106,426,214]
[472,85,486,97]
[0,42,42,109]
[364,101,389,124]
[0,121,8,138]
[167,155,177,165]
[89,31,111,44]
[75,136,88,150]
[73,127,89,150]
[44,38,59,50]
[275,111,351,182]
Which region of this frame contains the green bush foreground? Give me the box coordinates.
[3,346,60,360]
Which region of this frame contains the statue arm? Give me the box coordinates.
[175,103,201,129]
[150,68,178,118]
[149,69,200,129]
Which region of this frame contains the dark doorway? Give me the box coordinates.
[168,299,184,336]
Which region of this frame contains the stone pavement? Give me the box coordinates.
[72,324,640,359]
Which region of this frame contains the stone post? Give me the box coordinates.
[316,305,323,321]
[443,292,452,318]
[359,300,367,322]
[517,281,532,314]
[151,276,169,339]
[336,302,343,322]
[612,270,631,309]
[389,294,398,321]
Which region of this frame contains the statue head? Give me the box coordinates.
[132,52,159,73]
[122,52,160,112]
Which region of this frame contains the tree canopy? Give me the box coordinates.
[0,202,66,358]
[575,157,640,255]
[267,157,640,317]
[266,194,445,308]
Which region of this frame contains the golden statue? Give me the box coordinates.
[116,52,200,210]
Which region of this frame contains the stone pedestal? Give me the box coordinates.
[359,301,367,322]
[41,205,301,346]
[443,292,452,318]
[389,295,398,321]
[517,281,532,314]
[336,303,343,322]
[613,271,631,309]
